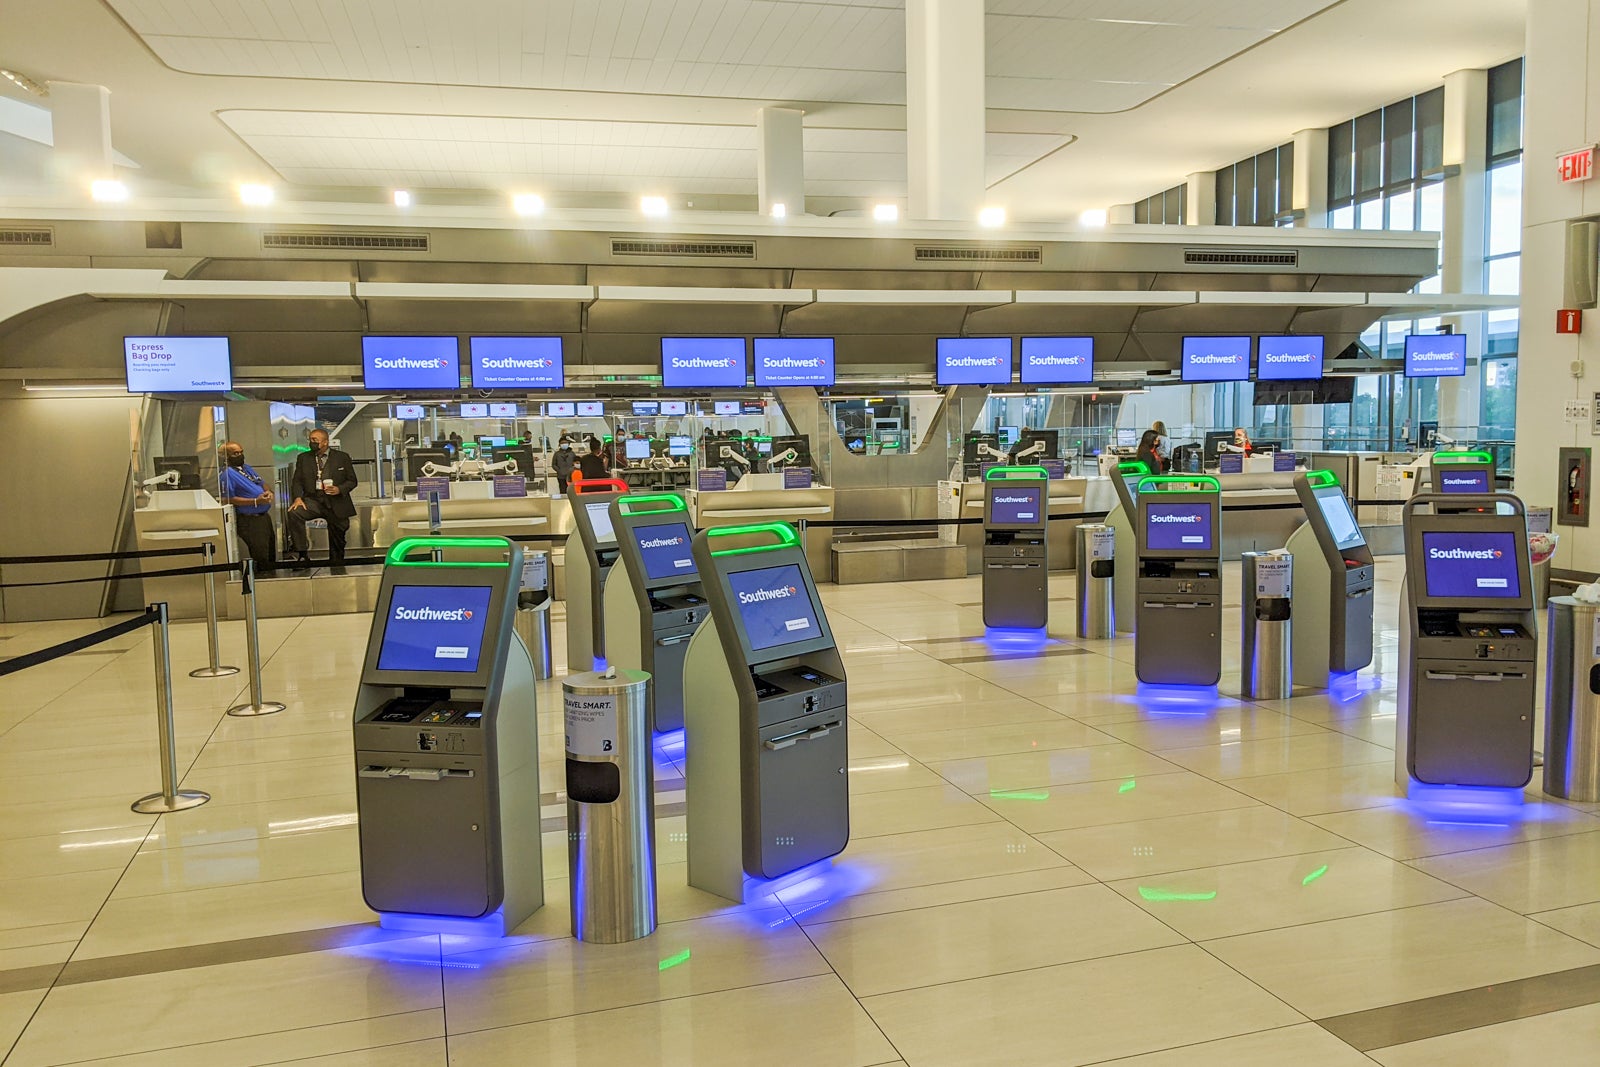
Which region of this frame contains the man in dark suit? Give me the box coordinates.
[286,429,358,568]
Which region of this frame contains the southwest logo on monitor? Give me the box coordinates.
[394,605,475,621]
[1427,546,1502,560]
[737,583,800,604]
[1405,334,1468,377]
[641,535,685,548]
[1149,513,1204,523]
[1181,337,1251,381]
[947,354,1005,367]
[374,356,450,369]
[994,494,1033,504]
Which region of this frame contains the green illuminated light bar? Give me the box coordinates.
[1433,450,1495,465]
[1305,469,1341,488]
[384,535,512,567]
[1136,475,1221,494]
[618,493,687,516]
[1116,460,1152,477]
[984,465,1049,481]
[707,522,800,557]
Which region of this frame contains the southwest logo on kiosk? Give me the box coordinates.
[1427,546,1503,560]
[393,604,475,622]
[736,582,801,605]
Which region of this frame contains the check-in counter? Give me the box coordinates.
[951,478,1088,573]
[687,485,836,576]
[133,489,228,620]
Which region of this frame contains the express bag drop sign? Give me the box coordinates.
[125,337,233,392]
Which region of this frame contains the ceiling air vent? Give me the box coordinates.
[262,231,430,252]
[0,226,53,246]
[1184,248,1298,267]
[611,239,756,259]
[914,244,1042,263]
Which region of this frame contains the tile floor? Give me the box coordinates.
[2,559,1599,1065]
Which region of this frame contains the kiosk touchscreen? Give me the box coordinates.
[603,493,708,733]
[681,522,848,901]
[1135,477,1223,686]
[1397,496,1537,789]
[982,466,1050,629]
[1104,460,1150,635]
[351,536,542,935]
[1287,471,1376,686]
[566,478,630,672]
[1430,450,1497,511]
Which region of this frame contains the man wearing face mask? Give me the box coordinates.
[552,433,578,496]
[218,441,276,574]
[286,428,359,569]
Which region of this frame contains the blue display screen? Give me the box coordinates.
[1181,337,1251,381]
[728,564,822,652]
[754,337,835,386]
[1438,468,1490,493]
[1422,531,1520,599]
[1019,337,1093,384]
[1405,334,1467,377]
[661,338,748,387]
[124,337,232,393]
[1145,502,1213,551]
[1256,335,1324,380]
[468,336,564,389]
[989,485,1043,524]
[363,337,461,390]
[635,522,696,581]
[936,338,1012,385]
[376,585,494,673]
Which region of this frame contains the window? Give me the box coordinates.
[1214,143,1293,225]
[1484,58,1524,359]
[1132,183,1186,224]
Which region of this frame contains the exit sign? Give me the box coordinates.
[1558,146,1595,183]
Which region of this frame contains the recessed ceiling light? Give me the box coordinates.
[770,202,787,219]
[1079,208,1108,228]
[238,183,274,206]
[873,203,899,222]
[978,206,1006,228]
[512,193,544,216]
[90,179,128,202]
[392,189,412,208]
[641,196,670,217]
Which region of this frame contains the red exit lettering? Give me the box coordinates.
[1558,147,1595,183]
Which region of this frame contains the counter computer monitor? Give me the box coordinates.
[1437,468,1491,494]
[1413,525,1528,604]
[724,561,830,657]
[406,448,451,479]
[1203,431,1236,463]
[492,445,536,475]
[668,435,693,456]
[1142,499,1217,554]
[154,456,201,490]
[1015,429,1059,460]
[632,521,697,584]
[477,435,507,448]
[584,499,617,545]
[361,570,511,687]
[985,482,1044,529]
[547,401,576,417]
[755,440,773,454]
[661,400,688,416]
[624,438,653,461]
[1116,428,1140,448]
[772,435,812,468]
[1311,483,1366,551]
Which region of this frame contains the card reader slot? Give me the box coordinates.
[763,719,842,750]
[359,766,471,780]
[656,633,694,647]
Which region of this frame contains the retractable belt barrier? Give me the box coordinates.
[0,607,158,677]
[0,545,207,566]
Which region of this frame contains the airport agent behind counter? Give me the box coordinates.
[286,429,358,569]
[218,440,276,574]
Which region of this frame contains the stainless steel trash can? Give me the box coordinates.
[1544,596,1600,802]
[514,550,553,680]
[1075,523,1115,639]
[564,667,655,943]
[1241,550,1293,699]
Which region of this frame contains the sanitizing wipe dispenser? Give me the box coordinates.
[1286,470,1375,688]
[1104,460,1150,635]
[566,477,630,672]
[682,522,849,902]
[352,536,542,936]
[1397,492,1537,790]
[982,465,1051,629]
[1134,476,1223,686]
[602,493,708,734]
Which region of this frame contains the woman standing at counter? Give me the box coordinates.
[1136,430,1165,474]
[1151,421,1171,469]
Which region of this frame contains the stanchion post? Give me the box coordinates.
[227,559,286,717]
[188,541,239,679]
[133,602,210,814]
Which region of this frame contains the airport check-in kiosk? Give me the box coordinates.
[602,493,708,733]
[1104,460,1151,635]
[1286,470,1376,687]
[982,466,1050,629]
[1397,493,1537,789]
[681,522,848,901]
[352,536,542,936]
[1135,476,1223,686]
[566,477,630,672]
[1430,450,1498,511]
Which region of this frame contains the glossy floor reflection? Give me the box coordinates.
[2,558,1599,1065]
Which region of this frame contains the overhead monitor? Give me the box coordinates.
[726,563,823,653]
[488,403,518,417]
[1437,467,1492,493]
[753,337,835,387]
[584,500,616,545]
[1405,334,1468,377]
[1256,335,1325,380]
[375,585,495,674]
[1313,485,1366,550]
[546,401,576,417]
[632,401,660,416]
[1181,336,1251,381]
[124,336,233,393]
[661,400,688,416]
[668,434,693,456]
[577,401,604,417]
[714,400,741,416]
[1144,501,1214,552]
[1019,336,1093,384]
[661,337,748,388]
[634,521,696,582]
[741,400,765,415]
[394,404,425,419]
[459,403,488,418]
[936,337,1012,386]
[1421,531,1521,599]
[467,336,564,389]
[624,438,652,460]
[362,336,461,390]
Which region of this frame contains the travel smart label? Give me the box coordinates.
[1089,527,1116,561]
[1255,557,1292,598]
[565,691,618,757]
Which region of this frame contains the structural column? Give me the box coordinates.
[1184,172,1216,225]
[906,0,986,221]
[47,81,114,185]
[1514,0,1600,573]
[1438,68,1489,434]
[1290,128,1328,226]
[757,107,805,217]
